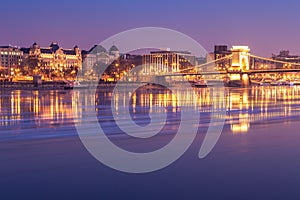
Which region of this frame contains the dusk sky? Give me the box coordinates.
[1,0,300,57]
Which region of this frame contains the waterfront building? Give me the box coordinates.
[21,42,82,79]
[115,54,142,79]
[0,46,23,78]
[142,50,196,75]
[109,45,120,58]
[82,45,120,74]
[252,60,276,70]
[272,50,300,68]
[195,57,206,65]
[206,45,231,71]
[214,45,231,71]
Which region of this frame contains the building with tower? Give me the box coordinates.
[21,42,82,79]
[82,44,120,74]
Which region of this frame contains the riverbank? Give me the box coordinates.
[0,81,115,90]
[0,81,184,90]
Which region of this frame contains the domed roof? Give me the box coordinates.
[32,42,39,48]
[50,42,60,52]
[109,45,119,52]
[89,45,107,54]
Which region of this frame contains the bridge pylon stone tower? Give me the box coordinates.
[229,46,251,87]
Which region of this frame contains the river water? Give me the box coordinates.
[0,86,300,199]
[1,86,300,139]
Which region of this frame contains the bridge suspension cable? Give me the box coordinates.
[168,53,300,75]
[177,55,232,73]
[249,54,300,66]
[197,55,232,67]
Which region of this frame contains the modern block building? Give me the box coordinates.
[0,46,23,78]
[142,50,196,75]
[213,45,232,71]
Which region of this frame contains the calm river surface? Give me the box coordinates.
[1,86,300,139]
[0,86,300,199]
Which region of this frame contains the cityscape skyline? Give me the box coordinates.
[2,40,300,88]
[2,1,300,198]
[1,0,300,57]
[1,41,298,58]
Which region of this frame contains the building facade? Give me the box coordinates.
[272,50,300,68]
[142,50,196,75]
[214,45,231,71]
[21,42,82,78]
[0,46,23,78]
[82,45,120,74]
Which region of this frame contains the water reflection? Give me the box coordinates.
[226,87,300,133]
[105,86,300,134]
[1,86,300,136]
[0,90,74,128]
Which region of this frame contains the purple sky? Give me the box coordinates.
[1,0,300,57]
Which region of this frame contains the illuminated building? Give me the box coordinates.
[214,45,231,71]
[109,45,120,58]
[142,50,196,75]
[195,57,206,65]
[0,46,23,79]
[272,50,300,68]
[82,45,120,74]
[252,60,276,70]
[21,42,82,78]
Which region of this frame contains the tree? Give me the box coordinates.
[93,61,109,76]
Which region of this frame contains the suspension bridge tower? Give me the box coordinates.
[229,46,251,87]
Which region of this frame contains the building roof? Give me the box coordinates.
[272,50,300,61]
[81,50,89,55]
[109,45,119,52]
[27,42,79,55]
[150,50,192,55]
[20,47,30,54]
[40,48,52,54]
[50,42,60,52]
[89,45,107,54]
[0,46,12,48]
[0,45,20,50]
[63,49,77,55]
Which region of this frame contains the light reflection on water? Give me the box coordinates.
[1,86,300,138]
